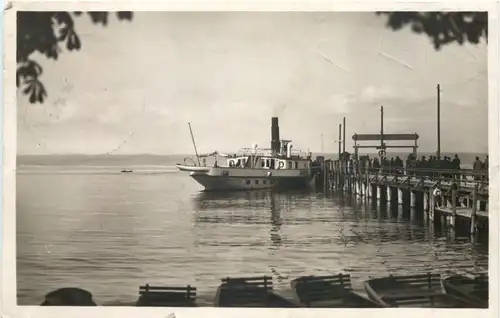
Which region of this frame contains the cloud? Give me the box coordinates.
[17,12,487,154]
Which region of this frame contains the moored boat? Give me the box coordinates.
[177,117,315,192]
[40,287,97,306]
[364,273,477,308]
[135,284,197,307]
[214,275,298,307]
[175,164,211,173]
[291,274,381,308]
[442,273,488,308]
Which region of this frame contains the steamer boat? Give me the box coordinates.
[176,117,315,191]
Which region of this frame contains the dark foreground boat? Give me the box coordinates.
[291,274,381,308]
[442,273,488,308]
[41,288,97,306]
[121,169,133,173]
[136,284,197,307]
[364,273,476,308]
[214,275,298,307]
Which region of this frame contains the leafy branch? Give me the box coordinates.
[377,12,488,50]
[17,11,133,104]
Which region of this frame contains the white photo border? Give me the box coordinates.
[2,1,499,318]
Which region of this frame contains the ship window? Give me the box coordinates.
[255,180,259,185]
[289,161,292,168]
[294,162,298,169]
[263,180,267,185]
[261,161,265,167]
[246,180,250,185]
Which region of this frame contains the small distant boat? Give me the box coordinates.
[364,273,476,308]
[214,276,298,307]
[121,169,133,173]
[136,284,197,307]
[442,273,488,308]
[290,274,381,308]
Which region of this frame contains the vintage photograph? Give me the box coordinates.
[15,10,489,308]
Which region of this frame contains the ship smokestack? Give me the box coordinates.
[271,117,280,154]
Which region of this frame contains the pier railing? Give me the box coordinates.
[321,159,490,239]
[327,160,489,194]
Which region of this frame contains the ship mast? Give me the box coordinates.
[188,122,201,166]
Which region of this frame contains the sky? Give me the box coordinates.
[17,12,488,155]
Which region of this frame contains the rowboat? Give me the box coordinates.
[214,275,298,307]
[121,169,133,173]
[136,284,197,307]
[291,274,381,308]
[175,164,211,173]
[40,288,97,306]
[442,273,488,308]
[364,273,476,308]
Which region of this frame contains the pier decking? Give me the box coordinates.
[315,159,489,238]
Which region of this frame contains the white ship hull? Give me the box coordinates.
[188,167,312,191]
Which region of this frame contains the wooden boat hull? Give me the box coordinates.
[135,284,198,307]
[176,164,211,173]
[364,273,477,308]
[214,285,298,307]
[442,274,488,308]
[290,275,381,308]
[41,288,97,306]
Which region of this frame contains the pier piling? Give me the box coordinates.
[324,159,488,240]
[470,185,478,235]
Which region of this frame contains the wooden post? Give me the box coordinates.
[323,161,328,190]
[451,189,457,227]
[348,174,352,196]
[429,190,435,222]
[470,185,478,235]
[334,161,338,190]
[339,161,344,194]
[359,174,363,197]
[365,161,370,198]
[338,161,342,191]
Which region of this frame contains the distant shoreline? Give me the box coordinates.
[16,152,486,169]
[16,151,489,157]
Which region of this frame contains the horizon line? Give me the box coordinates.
[17,150,489,156]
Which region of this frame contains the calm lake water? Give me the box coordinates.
[16,156,488,306]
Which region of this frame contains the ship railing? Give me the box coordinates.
[227,148,309,158]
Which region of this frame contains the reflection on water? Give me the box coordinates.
[17,170,488,306]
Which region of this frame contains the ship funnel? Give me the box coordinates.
[287,142,293,158]
[271,117,280,154]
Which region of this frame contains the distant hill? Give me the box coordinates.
[17,151,487,167]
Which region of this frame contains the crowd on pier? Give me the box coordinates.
[338,153,488,181]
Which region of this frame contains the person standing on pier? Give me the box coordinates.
[483,155,489,181]
[417,156,427,177]
[452,154,461,180]
[394,156,403,174]
[473,156,483,181]
[427,156,435,177]
[372,157,380,171]
[382,157,390,173]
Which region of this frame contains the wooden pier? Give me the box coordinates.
[316,159,489,239]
